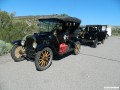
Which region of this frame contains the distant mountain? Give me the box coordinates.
[14,15,57,25]
[14,15,120,30]
[14,14,67,21]
[14,15,68,26]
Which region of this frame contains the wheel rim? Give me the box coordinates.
[38,50,51,67]
[75,43,80,54]
[15,46,24,58]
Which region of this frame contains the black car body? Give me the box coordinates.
[11,16,81,71]
[79,25,107,48]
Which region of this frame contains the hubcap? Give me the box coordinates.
[38,50,51,67]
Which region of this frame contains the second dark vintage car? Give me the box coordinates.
[11,16,81,71]
[78,25,107,48]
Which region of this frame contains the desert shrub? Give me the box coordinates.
[112,30,120,36]
[0,40,12,56]
[112,27,120,36]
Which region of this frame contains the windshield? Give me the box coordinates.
[39,20,57,33]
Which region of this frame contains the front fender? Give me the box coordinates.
[36,44,56,52]
[36,44,44,51]
[12,40,22,45]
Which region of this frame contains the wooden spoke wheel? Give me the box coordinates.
[15,46,24,58]
[11,45,25,62]
[38,50,51,67]
[74,41,81,55]
[35,47,53,71]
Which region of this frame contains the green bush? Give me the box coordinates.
[0,10,38,43]
[0,40,12,56]
[112,27,120,36]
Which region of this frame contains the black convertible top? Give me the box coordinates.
[38,16,81,24]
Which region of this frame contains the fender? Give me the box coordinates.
[12,40,22,45]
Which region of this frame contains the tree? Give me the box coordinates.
[0,10,37,42]
[60,13,68,16]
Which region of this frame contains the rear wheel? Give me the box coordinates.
[106,34,109,39]
[11,45,25,62]
[74,41,81,55]
[101,39,105,44]
[92,38,98,48]
[35,47,53,71]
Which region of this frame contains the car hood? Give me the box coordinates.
[34,33,50,44]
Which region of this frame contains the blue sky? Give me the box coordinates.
[0,0,120,25]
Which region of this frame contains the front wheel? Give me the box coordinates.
[35,47,53,71]
[11,45,25,62]
[73,41,81,55]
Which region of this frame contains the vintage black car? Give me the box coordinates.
[11,16,81,71]
[78,25,107,48]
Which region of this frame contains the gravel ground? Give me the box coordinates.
[0,36,120,90]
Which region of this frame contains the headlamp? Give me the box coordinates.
[21,40,25,46]
[33,42,37,49]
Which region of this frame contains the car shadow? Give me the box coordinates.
[53,51,73,61]
[81,42,101,48]
[25,51,73,62]
[81,43,93,48]
[25,57,35,62]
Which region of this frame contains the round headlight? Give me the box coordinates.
[33,42,37,49]
[21,40,25,46]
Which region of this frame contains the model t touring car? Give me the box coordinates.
[78,25,107,48]
[11,16,81,71]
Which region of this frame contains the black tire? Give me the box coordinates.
[11,45,25,62]
[73,41,81,55]
[101,39,105,44]
[92,38,98,48]
[106,34,109,39]
[35,47,53,71]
